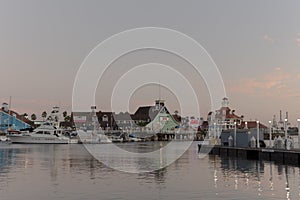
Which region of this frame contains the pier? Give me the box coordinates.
[199,145,300,166]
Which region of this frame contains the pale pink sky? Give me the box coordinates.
[0,0,300,125]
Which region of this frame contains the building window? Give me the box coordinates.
[103,115,108,122]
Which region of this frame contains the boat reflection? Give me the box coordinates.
[1,143,300,200]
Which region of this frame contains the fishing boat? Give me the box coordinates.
[8,122,70,144]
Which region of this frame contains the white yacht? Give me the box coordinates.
[8,122,70,144]
[77,130,112,144]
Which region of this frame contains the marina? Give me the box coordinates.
[1,1,299,199]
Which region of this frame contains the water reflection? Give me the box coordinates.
[209,154,300,199]
[84,141,193,173]
[1,143,300,200]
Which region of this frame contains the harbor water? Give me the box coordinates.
[0,142,299,200]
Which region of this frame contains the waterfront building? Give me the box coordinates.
[206,98,269,145]
[214,97,243,126]
[207,97,244,132]
[129,99,180,133]
[72,100,191,141]
[95,100,180,139]
[97,111,118,130]
[0,103,33,131]
[172,112,181,124]
[207,97,244,138]
[220,128,265,147]
[239,121,268,132]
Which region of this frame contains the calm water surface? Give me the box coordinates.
[0,142,299,200]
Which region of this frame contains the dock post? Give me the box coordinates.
[234,122,237,147]
[284,119,288,149]
[269,121,272,148]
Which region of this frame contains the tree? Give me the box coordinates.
[23,113,28,119]
[42,111,47,121]
[63,111,67,118]
[64,115,71,122]
[31,114,37,121]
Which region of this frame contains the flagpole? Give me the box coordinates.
[159,81,161,101]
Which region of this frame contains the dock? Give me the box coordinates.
[199,144,300,166]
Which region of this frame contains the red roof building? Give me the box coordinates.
[0,103,34,130]
[213,97,244,125]
[239,121,268,130]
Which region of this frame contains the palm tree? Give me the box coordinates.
[42,111,47,121]
[64,115,71,122]
[23,113,28,119]
[47,116,53,121]
[63,111,67,118]
[31,114,37,121]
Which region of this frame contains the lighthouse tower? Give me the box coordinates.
[221,97,229,108]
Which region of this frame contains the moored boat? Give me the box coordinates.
[77,130,112,144]
[8,122,70,144]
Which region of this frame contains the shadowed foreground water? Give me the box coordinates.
[0,142,299,200]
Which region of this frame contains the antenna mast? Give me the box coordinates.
[158,81,161,101]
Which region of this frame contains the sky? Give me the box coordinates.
[0,0,300,125]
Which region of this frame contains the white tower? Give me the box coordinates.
[221,97,229,107]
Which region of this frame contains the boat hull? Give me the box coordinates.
[8,135,69,144]
[77,130,112,144]
[0,136,11,145]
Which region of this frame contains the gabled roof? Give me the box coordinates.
[172,114,181,123]
[131,106,162,121]
[0,108,34,127]
[215,106,242,120]
[96,111,118,128]
[226,112,241,119]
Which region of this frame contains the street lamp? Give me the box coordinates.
[268,121,272,148]
[234,122,237,147]
[245,121,248,129]
[297,119,300,148]
[256,121,260,148]
[284,118,288,138]
[214,122,216,138]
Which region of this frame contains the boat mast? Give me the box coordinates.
[91,105,97,135]
[159,80,161,101]
[7,96,11,131]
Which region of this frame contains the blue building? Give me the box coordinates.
[0,103,32,131]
